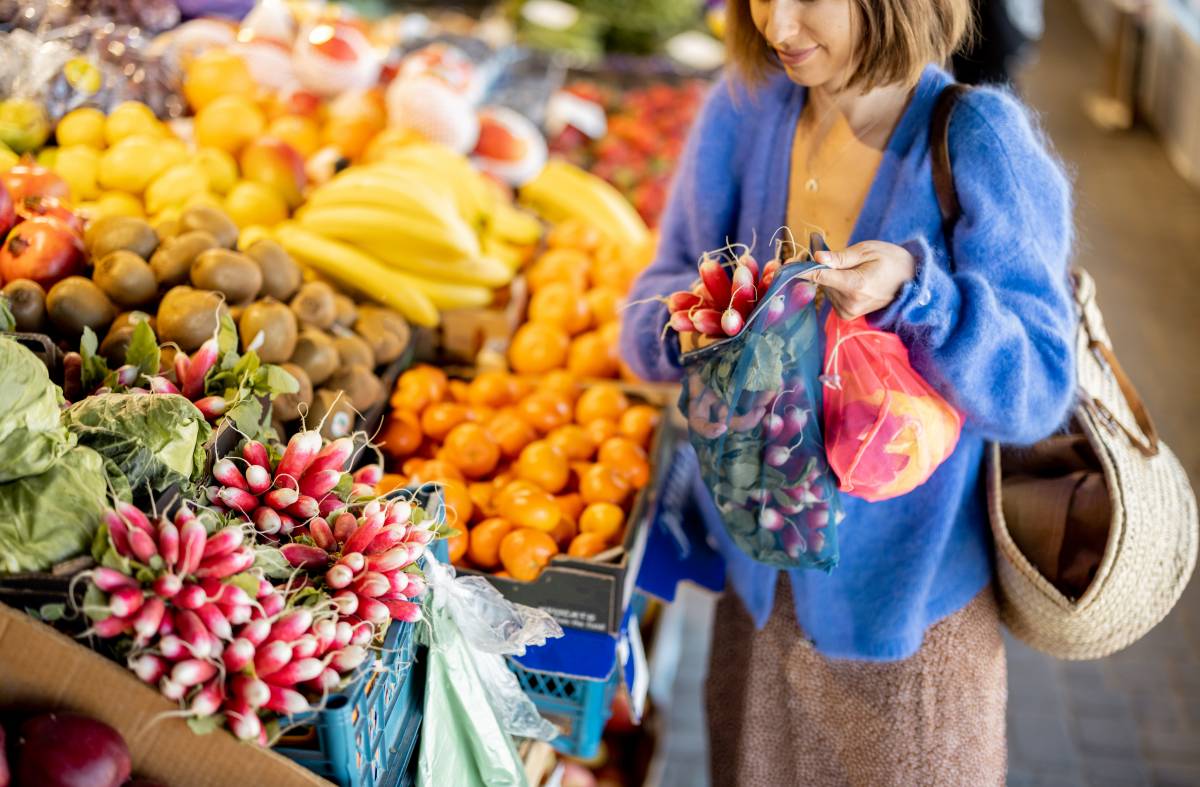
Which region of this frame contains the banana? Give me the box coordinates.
[356,242,514,288]
[371,147,492,226]
[312,170,460,218]
[486,200,543,246]
[519,160,650,248]
[274,223,440,327]
[481,233,528,272]
[294,204,481,260]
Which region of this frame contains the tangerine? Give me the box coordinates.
[547,424,597,461]
[517,391,573,434]
[575,383,630,424]
[529,281,591,335]
[468,481,497,519]
[447,530,468,564]
[440,480,474,528]
[486,412,538,459]
[409,459,464,485]
[376,473,405,495]
[541,369,582,402]
[584,417,619,446]
[509,322,570,374]
[402,457,426,478]
[516,441,570,494]
[567,331,619,379]
[550,512,577,549]
[497,485,561,532]
[585,287,624,325]
[380,410,422,459]
[527,248,590,292]
[619,405,661,448]
[580,502,625,542]
[555,492,586,525]
[597,321,622,349]
[599,437,650,489]
[447,379,471,402]
[421,402,469,441]
[499,528,559,582]
[579,463,631,505]
[568,532,608,559]
[441,423,500,479]
[468,517,514,569]
[467,370,517,408]
[547,218,603,253]
[395,365,447,411]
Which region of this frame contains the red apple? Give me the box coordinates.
[0,179,14,239]
[0,160,69,203]
[16,195,83,236]
[0,217,85,288]
[240,137,307,208]
[474,117,528,162]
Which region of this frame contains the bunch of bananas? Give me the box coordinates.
[518,160,650,250]
[272,142,542,327]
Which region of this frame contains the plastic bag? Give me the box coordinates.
[679,262,843,571]
[821,312,962,502]
[417,558,562,787]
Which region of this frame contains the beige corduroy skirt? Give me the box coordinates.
[705,579,1007,787]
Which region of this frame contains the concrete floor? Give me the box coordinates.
[650,0,1200,785]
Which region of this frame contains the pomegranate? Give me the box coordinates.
[16,195,83,237]
[0,179,15,240]
[0,218,85,288]
[0,161,69,203]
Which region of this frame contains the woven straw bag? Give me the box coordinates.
[933,86,1199,660]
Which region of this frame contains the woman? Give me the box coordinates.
[619,1,1076,784]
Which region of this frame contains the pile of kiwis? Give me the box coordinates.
[0,203,410,438]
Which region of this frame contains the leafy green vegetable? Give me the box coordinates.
[742,332,786,392]
[63,393,212,497]
[0,336,73,482]
[0,296,14,331]
[125,320,161,378]
[0,446,111,573]
[78,328,111,393]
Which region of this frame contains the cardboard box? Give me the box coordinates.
[0,603,331,787]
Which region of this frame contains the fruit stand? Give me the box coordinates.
[0,2,722,786]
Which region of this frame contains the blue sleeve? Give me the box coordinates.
[872,88,1077,445]
[619,75,745,382]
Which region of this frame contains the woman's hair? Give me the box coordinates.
[726,0,973,90]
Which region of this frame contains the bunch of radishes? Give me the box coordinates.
[207,431,379,534]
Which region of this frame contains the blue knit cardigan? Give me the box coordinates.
[619,65,1076,661]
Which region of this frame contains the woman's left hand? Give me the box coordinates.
[803,241,917,320]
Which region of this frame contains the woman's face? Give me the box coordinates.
[750,0,857,89]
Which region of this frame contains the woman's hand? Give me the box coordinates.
[803,241,917,320]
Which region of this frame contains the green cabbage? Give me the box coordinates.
[63,393,212,498]
[0,336,72,482]
[0,446,110,573]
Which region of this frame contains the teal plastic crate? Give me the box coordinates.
[509,660,621,759]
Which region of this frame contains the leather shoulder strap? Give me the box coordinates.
[931,83,972,241]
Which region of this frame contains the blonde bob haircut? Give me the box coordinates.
[726,0,973,90]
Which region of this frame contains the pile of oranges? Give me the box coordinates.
[378,365,661,583]
[507,219,654,380]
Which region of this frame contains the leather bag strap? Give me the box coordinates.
[1088,340,1162,458]
[931,82,972,242]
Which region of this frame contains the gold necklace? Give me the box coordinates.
[801,108,885,193]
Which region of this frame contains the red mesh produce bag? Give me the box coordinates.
[821,313,962,502]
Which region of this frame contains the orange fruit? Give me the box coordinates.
[555,492,586,525]
[568,532,609,558]
[547,424,597,461]
[402,457,426,477]
[547,218,603,253]
[550,512,577,549]
[441,423,500,479]
[567,331,619,379]
[448,530,468,564]
[527,248,590,292]
[599,437,650,489]
[499,528,559,582]
[528,281,591,335]
[467,371,516,408]
[517,391,573,434]
[579,463,631,505]
[492,468,517,491]
[619,404,660,448]
[580,502,625,542]
[421,403,469,441]
[575,383,630,424]
[598,321,622,349]
[396,365,447,410]
[541,369,582,402]
[584,418,619,446]
[409,459,464,485]
[468,481,497,519]
[509,322,570,374]
[448,379,471,402]
[380,410,422,459]
[486,412,538,459]
[441,480,474,528]
[468,517,515,569]
[516,441,570,494]
[585,287,624,325]
[497,485,560,532]
[376,473,405,495]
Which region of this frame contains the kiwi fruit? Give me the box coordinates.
[272,363,313,422]
[310,388,357,439]
[93,250,157,307]
[108,310,155,335]
[332,294,358,328]
[157,286,229,352]
[154,217,180,243]
[85,215,158,260]
[289,328,339,386]
[150,230,218,287]
[290,282,337,329]
[333,333,374,369]
[178,204,238,249]
[159,345,179,378]
[46,277,118,337]
[2,279,46,332]
[190,248,263,304]
[99,325,136,366]
[245,239,302,301]
[239,299,298,363]
[354,306,409,365]
[326,364,385,412]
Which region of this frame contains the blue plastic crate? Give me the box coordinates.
[272,487,446,787]
[509,660,622,759]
